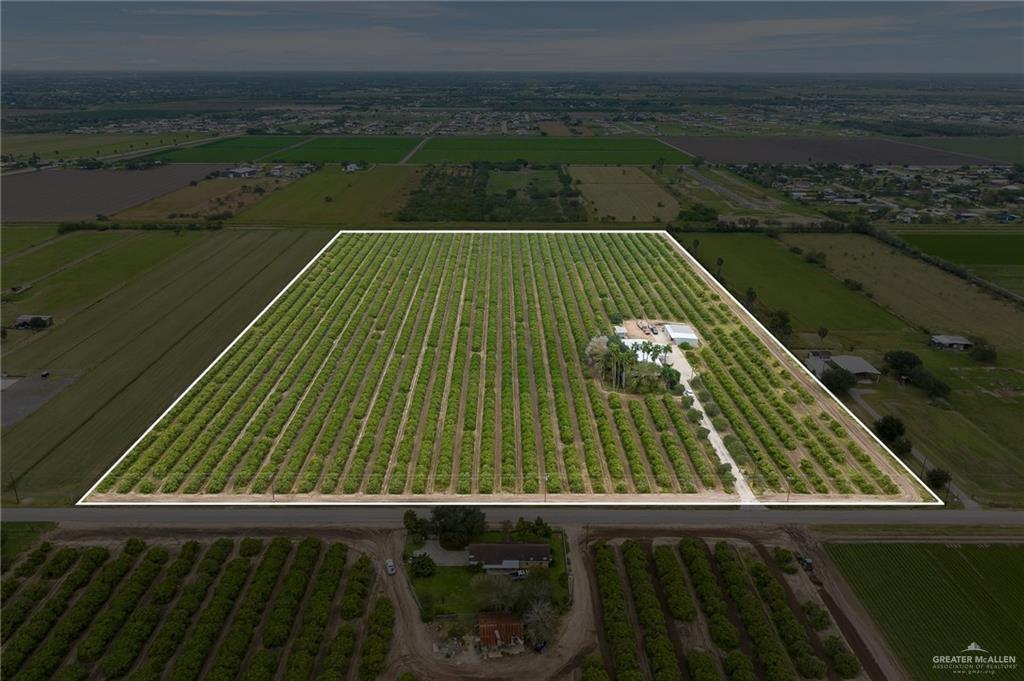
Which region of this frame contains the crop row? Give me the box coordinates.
[0,538,389,681]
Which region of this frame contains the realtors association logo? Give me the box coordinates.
[933,642,1017,675]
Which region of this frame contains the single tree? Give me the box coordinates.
[874,415,905,442]
[817,327,829,343]
[925,468,952,492]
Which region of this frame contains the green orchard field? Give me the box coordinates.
[592,538,869,681]
[828,543,1024,680]
[410,136,692,164]
[268,136,420,163]
[86,231,917,503]
[149,135,309,163]
[0,535,393,681]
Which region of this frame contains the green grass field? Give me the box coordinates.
[411,136,692,164]
[693,231,1024,506]
[1,132,213,160]
[1,226,60,257]
[828,543,1024,680]
[901,232,1024,266]
[782,233,1024,351]
[1,229,332,505]
[911,136,1024,164]
[691,233,906,333]
[149,135,309,162]
[2,231,131,290]
[900,232,1024,296]
[269,136,419,163]
[232,165,422,225]
[3,232,206,326]
[409,566,480,616]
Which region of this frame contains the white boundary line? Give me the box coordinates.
[79,228,940,507]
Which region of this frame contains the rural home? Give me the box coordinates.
[477,613,525,655]
[225,165,260,178]
[930,335,974,351]
[665,323,700,347]
[805,352,880,383]
[467,543,552,572]
[13,314,53,329]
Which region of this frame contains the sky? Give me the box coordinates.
[2,1,1022,73]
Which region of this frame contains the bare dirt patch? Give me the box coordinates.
[1,164,227,221]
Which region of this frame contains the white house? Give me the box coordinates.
[665,324,700,347]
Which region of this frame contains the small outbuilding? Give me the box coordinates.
[665,323,700,347]
[14,315,53,329]
[930,335,974,351]
[478,613,525,654]
[467,543,551,573]
[614,325,627,338]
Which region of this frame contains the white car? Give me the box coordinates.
[385,559,397,575]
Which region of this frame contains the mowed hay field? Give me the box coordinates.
[781,234,1023,351]
[270,136,420,163]
[2,230,332,505]
[690,233,907,334]
[232,166,423,225]
[149,135,308,163]
[114,177,290,222]
[1,226,60,257]
[2,230,204,327]
[571,165,679,222]
[89,232,914,503]
[1,132,213,160]
[899,230,1024,296]
[0,535,394,681]
[828,543,1024,680]
[410,136,691,164]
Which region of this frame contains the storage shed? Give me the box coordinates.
[665,323,700,347]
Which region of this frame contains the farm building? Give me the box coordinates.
[225,165,260,178]
[614,325,627,338]
[806,353,880,383]
[930,335,974,351]
[477,613,525,654]
[13,315,53,329]
[665,323,700,347]
[467,543,551,572]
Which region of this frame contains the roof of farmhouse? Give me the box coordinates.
[830,355,880,376]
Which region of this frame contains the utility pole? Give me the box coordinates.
[8,474,20,505]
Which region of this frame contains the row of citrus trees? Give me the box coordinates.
[592,537,862,681]
[1,537,392,681]
[622,233,900,497]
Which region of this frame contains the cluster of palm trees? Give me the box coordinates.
[585,335,681,394]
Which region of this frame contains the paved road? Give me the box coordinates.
[3,505,1021,528]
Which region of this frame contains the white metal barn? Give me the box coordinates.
[665,323,700,347]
